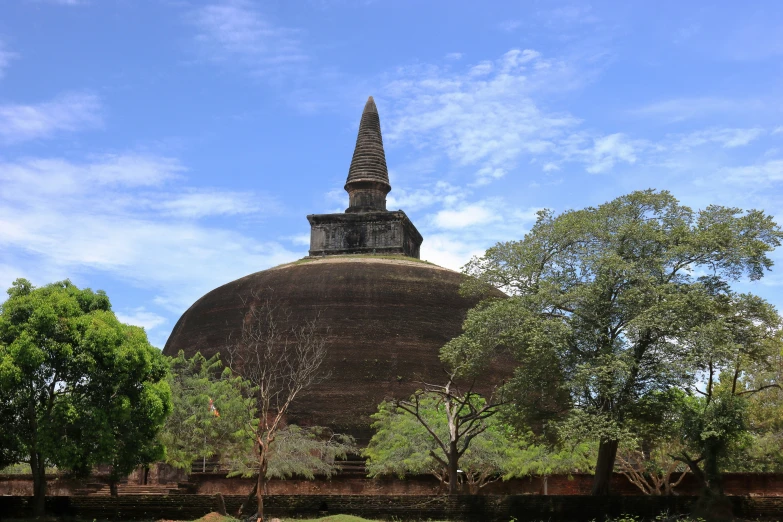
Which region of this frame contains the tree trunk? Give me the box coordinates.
[214,492,227,516]
[704,445,724,496]
[237,482,257,518]
[591,439,619,496]
[256,471,264,522]
[447,441,459,495]
[30,453,47,516]
[109,480,119,497]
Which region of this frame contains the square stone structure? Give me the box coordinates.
[307,210,422,258]
[307,96,423,259]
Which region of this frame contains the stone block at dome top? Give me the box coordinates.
[307,211,422,259]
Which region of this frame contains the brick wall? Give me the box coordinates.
[4,472,783,497]
[3,494,783,521]
[183,472,783,497]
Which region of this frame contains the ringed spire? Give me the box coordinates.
[344,96,391,212]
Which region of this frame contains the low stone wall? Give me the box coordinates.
[184,471,783,497]
[1,495,783,521]
[4,472,783,497]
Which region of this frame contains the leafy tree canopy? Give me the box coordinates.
[160,351,257,473]
[365,394,585,493]
[441,190,783,495]
[0,279,171,509]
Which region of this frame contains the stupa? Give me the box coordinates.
[163,97,504,441]
[307,96,422,258]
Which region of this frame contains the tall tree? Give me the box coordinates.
[0,279,172,514]
[674,290,782,511]
[442,190,782,495]
[160,351,257,474]
[225,297,329,522]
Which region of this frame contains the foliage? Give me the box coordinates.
[0,279,171,510]
[226,424,355,480]
[503,438,595,478]
[225,297,337,519]
[441,190,783,495]
[672,289,783,497]
[365,394,519,493]
[160,351,257,473]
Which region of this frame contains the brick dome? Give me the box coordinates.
[163,256,506,441]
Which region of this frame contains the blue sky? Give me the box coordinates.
[1,0,782,348]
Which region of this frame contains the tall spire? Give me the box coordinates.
[344,96,391,213]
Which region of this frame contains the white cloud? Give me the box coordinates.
[35,0,86,4]
[0,41,17,79]
[630,97,762,123]
[0,155,183,203]
[585,133,638,173]
[0,92,102,143]
[677,127,764,149]
[190,0,307,72]
[159,189,275,218]
[387,181,462,212]
[721,160,783,185]
[286,233,311,246]
[0,154,297,314]
[499,20,522,32]
[421,233,486,271]
[116,307,168,332]
[433,203,500,229]
[383,49,581,184]
[445,52,463,61]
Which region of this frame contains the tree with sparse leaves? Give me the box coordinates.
[442,190,783,496]
[366,372,507,495]
[0,279,171,513]
[225,297,334,521]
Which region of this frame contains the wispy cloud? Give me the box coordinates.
[0,92,102,143]
[676,127,764,149]
[189,0,307,73]
[721,159,783,186]
[630,97,763,123]
[0,40,17,79]
[583,133,639,174]
[499,20,522,32]
[115,307,168,333]
[433,203,501,229]
[0,154,296,325]
[383,49,583,184]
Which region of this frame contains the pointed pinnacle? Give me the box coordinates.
[345,96,390,190]
[363,96,378,114]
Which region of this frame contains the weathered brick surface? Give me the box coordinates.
[7,471,783,498]
[3,494,783,521]
[161,257,509,442]
[307,211,422,258]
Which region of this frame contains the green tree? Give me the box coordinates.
[0,279,172,513]
[159,351,257,474]
[673,290,782,504]
[503,439,595,494]
[228,424,355,513]
[365,391,511,494]
[442,190,782,495]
